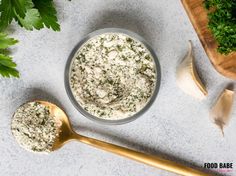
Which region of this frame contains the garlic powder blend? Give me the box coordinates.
[70,33,156,120]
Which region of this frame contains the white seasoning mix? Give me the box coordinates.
[11,102,58,152]
[70,33,157,120]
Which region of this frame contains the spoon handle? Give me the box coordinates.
[72,134,209,176]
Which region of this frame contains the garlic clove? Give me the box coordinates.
[210,88,234,135]
[176,41,208,100]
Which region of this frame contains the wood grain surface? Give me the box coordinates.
[181,0,236,80]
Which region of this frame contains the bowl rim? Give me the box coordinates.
[64,28,161,125]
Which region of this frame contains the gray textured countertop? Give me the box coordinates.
[0,0,235,176]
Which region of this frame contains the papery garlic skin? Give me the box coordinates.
[210,88,234,135]
[176,41,207,100]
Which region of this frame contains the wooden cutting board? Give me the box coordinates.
[181,0,236,80]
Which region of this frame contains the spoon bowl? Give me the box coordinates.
[38,101,74,151]
[13,100,209,176]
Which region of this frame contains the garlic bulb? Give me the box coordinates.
[210,88,234,135]
[176,41,208,100]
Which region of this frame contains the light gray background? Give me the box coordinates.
[0,0,235,176]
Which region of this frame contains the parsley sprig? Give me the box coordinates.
[204,0,236,55]
[0,0,60,31]
[0,33,19,78]
[0,0,60,78]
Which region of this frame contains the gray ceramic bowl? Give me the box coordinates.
[65,28,161,125]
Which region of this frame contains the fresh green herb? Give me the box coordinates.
[0,0,60,31]
[0,33,19,78]
[32,0,60,31]
[204,0,236,54]
[0,0,60,78]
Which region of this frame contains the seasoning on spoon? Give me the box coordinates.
[11,102,59,152]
